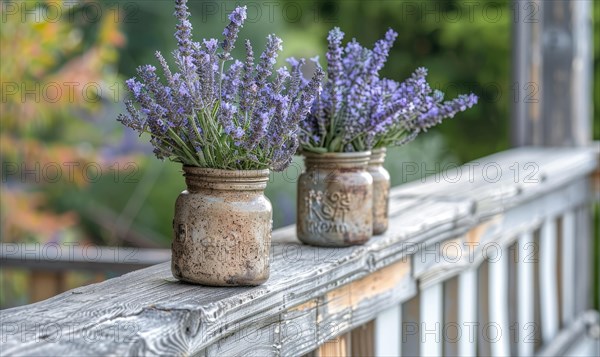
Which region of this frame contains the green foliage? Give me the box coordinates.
[283,0,510,163]
[2,0,597,255]
[594,0,600,141]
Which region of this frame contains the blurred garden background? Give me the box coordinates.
[1,0,598,308]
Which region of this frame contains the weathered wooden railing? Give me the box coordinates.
[0,245,170,303]
[1,147,598,356]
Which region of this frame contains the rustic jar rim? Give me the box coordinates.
[183,166,270,191]
[369,147,387,165]
[302,151,371,168]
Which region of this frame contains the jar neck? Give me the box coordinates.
[183,166,270,192]
[368,148,387,166]
[303,151,371,169]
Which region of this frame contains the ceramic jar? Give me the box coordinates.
[171,167,272,286]
[297,151,373,247]
[368,148,390,235]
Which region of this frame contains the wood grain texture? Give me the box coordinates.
[1,147,597,356]
[315,333,349,357]
[349,320,374,357]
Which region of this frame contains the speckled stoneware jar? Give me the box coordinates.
[297,151,373,247]
[172,167,272,286]
[368,148,390,235]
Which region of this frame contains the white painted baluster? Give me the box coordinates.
[374,305,401,356]
[518,232,535,357]
[540,218,559,343]
[420,283,443,357]
[561,211,576,326]
[574,205,591,315]
[488,246,510,356]
[458,268,478,357]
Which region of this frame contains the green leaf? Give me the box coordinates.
[328,136,342,152]
[303,147,328,154]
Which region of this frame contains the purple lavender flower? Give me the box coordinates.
[222,60,243,102]
[273,67,290,93]
[246,111,270,150]
[117,101,144,132]
[118,3,321,170]
[415,93,478,131]
[240,39,255,113]
[174,0,193,56]
[365,29,397,82]
[286,57,303,99]
[326,28,344,117]
[295,27,477,153]
[155,51,175,88]
[221,6,247,60]
[255,35,283,89]
[218,102,237,135]
[125,78,143,99]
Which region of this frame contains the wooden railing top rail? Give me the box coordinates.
[0,245,170,273]
[1,147,597,356]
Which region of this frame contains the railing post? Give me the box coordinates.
[511,0,593,147]
[508,3,598,356]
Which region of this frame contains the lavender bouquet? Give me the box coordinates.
[118,1,323,171]
[299,27,478,153]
